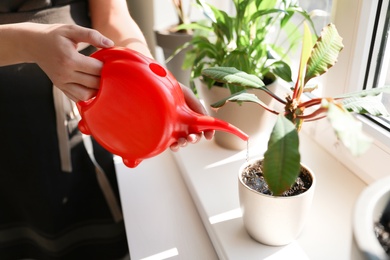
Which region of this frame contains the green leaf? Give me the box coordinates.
[341,96,390,117]
[287,6,318,38]
[197,0,217,23]
[335,86,390,99]
[202,67,265,89]
[210,91,267,108]
[294,22,314,99]
[336,86,390,116]
[222,50,252,73]
[257,0,277,10]
[280,9,294,28]
[182,51,197,70]
[175,23,212,32]
[182,36,219,70]
[304,23,344,84]
[278,18,303,54]
[249,8,288,22]
[325,101,372,156]
[268,60,293,82]
[209,5,234,42]
[263,115,301,196]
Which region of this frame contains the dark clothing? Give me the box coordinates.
[0,0,129,259]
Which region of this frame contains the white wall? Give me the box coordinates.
[127,0,156,56]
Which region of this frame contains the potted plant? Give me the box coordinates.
[155,0,193,86]
[201,23,390,245]
[176,0,317,150]
[353,176,390,259]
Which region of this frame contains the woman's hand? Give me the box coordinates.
[29,23,114,101]
[169,84,215,152]
[0,23,114,102]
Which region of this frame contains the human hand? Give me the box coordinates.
[23,23,114,102]
[170,84,215,152]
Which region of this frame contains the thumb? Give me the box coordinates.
[68,26,114,48]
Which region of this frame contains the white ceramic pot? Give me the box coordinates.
[353,176,390,260]
[238,157,316,246]
[197,80,280,150]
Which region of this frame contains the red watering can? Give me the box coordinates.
[77,47,248,168]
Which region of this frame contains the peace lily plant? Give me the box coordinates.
[202,23,390,195]
[177,0,317,92]
[171,0,192,33]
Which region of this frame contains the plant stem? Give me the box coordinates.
[258,86,287,105]
[298,97,323,109]
[296,107,327,120]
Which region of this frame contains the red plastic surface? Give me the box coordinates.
[77,47,248,168]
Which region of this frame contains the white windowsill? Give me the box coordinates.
[115,151,218,260]
[115,116,370,259]
[172,130,367,260]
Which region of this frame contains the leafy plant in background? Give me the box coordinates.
[177,0,317,93]
[171,0,192,33]
[202,23,390,195]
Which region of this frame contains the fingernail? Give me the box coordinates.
[102,38,114,47]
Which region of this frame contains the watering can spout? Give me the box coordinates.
[192,114,249,141]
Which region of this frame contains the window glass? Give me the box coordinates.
[300,0,333,32]
[362,0,390,129]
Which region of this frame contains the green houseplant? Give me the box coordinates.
[201,23,390,245]
[171,0,192,33]
[176,0,317,150]
[179,0,316,91]
[353,175,390,259]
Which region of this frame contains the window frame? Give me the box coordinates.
[307,0,390,184]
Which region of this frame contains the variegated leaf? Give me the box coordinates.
[341,96,390,117]
[304,23,344,84]
[325,101,372,156]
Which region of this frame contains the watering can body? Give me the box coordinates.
[77,47,248,168]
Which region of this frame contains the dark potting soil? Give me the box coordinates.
[374,222,390,255]
[375,199,390,255]
[241,160,313,196]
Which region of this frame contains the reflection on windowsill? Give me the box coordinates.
[140,248,179,260]
[264,242,310,260]
[209,208,242,225]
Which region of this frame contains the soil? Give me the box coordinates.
[374,221,390,255]
[241,159,313,197]
[375,199,390,255]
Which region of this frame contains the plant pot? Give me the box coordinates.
[155,30,192,87]
[353,175,390,259]
[238,157,316,246]
[196,79,280,150]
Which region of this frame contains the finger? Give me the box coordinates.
[74,54,104,76]
[72,71,101,90]
[60,83,98,102]
[61,89,79,103]
[180,83,208,115]
[187,133,201,144]
[177,137,188,147]
[170,137,188,151]
[169,143,180,152]
[66,25,114,49]
[204,130,215,140]
[170,139,187,152]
